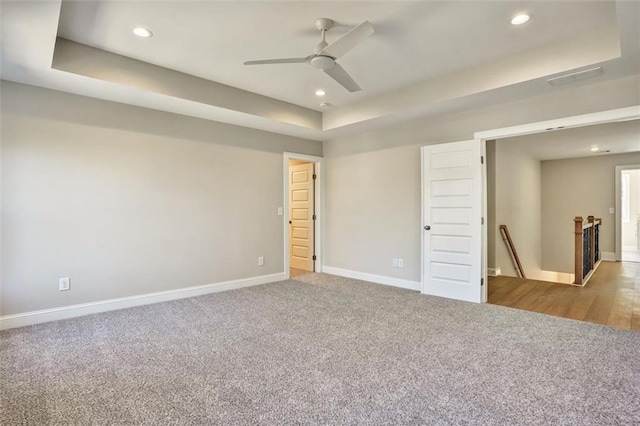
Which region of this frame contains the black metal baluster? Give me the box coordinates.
[582,228,591,279]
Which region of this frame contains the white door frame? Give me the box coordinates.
[464,105,640,303]
[283,152,323,279]
[616,164,640,261]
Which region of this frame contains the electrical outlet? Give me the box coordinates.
[59,277,70,291]
[398,258,404,268]
[258,256,264,266]
[277,207,283,216]
[392,258,398,268]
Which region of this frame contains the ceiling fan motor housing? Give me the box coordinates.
[310,55,335,70]
[315,18,334,32]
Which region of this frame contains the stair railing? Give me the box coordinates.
[574,216,602,286]
[499,225,526,279]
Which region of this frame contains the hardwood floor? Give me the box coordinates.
[488,261,640,331]
[290,268,313,278]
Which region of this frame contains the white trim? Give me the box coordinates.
[475,106,640,141]
[487,267,502,277]
[616,165,640,261]
[323,266,420,291]
[480,138,488,303]
[420,146,426,294]
[0,272,286,330]
[601,251,616,262]
[283,152,324,279]
[537,270,574,284]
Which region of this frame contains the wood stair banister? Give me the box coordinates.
[500,225,526,279]
[574,216,602,286]
[574,216,584,285]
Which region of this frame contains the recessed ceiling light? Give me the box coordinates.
[590,147,600,152]
[511,13,531,26]
[315,89,326,97]
[133,27,153,38]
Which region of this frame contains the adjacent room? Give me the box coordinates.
[2,1,639,424]
[621,168,640,262]
[486,121,640,327]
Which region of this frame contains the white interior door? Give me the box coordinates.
[422,140,483,303]
[289,163,315,272]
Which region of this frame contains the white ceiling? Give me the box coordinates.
[56,1,617,111]
[1,0,639,142]
[501,119,640,161]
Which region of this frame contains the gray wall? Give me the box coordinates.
[493,140,542,279]
[541,152,640,273]
[486,141,496,269]
[1,82,321,316]
[324,74,639,282]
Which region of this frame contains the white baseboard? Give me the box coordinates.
[487,267,501,277]
[323,266,420,291]
[535,270,575,285]
[601,251,616,261]
[0,272,286,330]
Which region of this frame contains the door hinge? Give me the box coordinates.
[481,278,484,287]
[481,156,484,164]
[312,214,316,220]
[312,255,317,261]
[481,217,484,225]
[312,174,317,180]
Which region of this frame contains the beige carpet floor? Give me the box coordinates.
[2,273,639,424]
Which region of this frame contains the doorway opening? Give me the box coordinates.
[420,105,639,304]
[475,106,640,304]
[283,152,323,280]
[618,166,640,263]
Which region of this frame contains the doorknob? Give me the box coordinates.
[289,220,292,224]
[424,225,431,230]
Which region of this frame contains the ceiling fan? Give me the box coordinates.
[243,18,374,93]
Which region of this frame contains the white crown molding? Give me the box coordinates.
[475,105,640,141]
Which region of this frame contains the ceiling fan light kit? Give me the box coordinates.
[310,56,335,70]
[243,18,374,93]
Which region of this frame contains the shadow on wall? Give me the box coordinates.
[0,81,322,156]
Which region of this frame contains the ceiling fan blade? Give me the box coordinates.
[319,21,374,59]
[324,63,361,92]
[244,57,309,66]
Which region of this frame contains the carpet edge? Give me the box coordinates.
[0,272,287,330]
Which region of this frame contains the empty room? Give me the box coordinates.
[2,1,639,424]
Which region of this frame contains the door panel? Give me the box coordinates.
[292,189,309,201]
[289,163,315,271]
[422,141,482,303]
